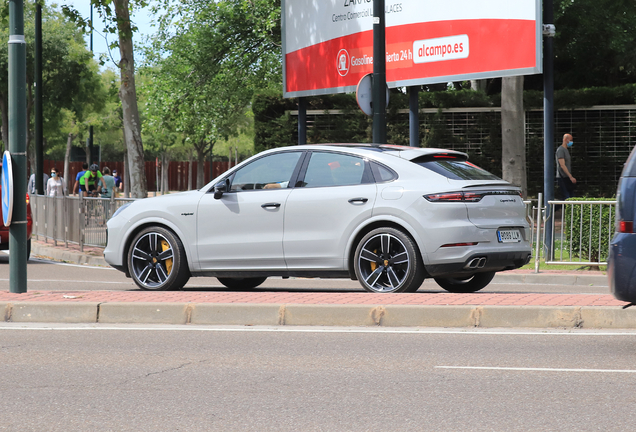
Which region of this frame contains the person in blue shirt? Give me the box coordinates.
[113,169,123,191]
[73,162,89,196]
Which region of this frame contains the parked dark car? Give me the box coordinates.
[0,184,33,259]
[609,148,636,302]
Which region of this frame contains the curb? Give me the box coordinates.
[1,302,633,329]
[31,242,108,267]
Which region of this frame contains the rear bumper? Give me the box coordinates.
[425,250,531,278]
[609,233,636,302]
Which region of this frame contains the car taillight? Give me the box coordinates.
[424,192,484,202]
[441,242,478,247]
[26,193,29,204]
[423,190,523,203]
[619,220,633,233]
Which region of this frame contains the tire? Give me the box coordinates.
[127,226,190,291]
[434,271,496,293]
[217,277,268,290]
[354,227,425,293]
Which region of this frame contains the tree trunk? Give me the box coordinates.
[501,76,527,197]
[188,150,193,191]
[123,148,131,198]
[64,131,75,193]
[115,0,147,198]
[196,144,206,189]
[161,153,170,195]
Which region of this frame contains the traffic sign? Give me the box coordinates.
[356,74,389,117]
[1,151,13,226]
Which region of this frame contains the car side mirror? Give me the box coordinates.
[214,180,229,199]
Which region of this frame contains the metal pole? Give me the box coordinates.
[8,0,28,293]
[35,2,43,195]
[372,0,386,144]
[534,193,543,273]
[409,86,419,147]
[88,5,94,164]
[543,0,555,259]
[298,97,307,145]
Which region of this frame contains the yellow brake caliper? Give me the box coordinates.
[370,249,378,272]
[161,240,173,274]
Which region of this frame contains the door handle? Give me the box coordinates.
[348,197,369,204]
[261,202,281,209]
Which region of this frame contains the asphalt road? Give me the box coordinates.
[0,325,635,431]
[0,254,609,294]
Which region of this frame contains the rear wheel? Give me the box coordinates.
[434,271,496,293]
[217,277,267,290]
[128,226,190,291]
[354,227,425,293]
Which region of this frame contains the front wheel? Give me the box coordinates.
[217,277,267,290]
[434,271,496,293]
[128,226,190,291]
[354,227,425,293]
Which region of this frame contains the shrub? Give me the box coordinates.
[562,197,616,263]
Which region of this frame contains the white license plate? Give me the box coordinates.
[497,229,522,243]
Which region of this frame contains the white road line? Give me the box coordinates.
[436,366,636,373]
[0,325,635,336]
[0,279,128,284]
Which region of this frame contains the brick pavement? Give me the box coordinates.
[0,290,625,307]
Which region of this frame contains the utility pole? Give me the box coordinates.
[8,0,28,293]
[543,0,556,261]
[372,0,386,144]
[88,5,94,164]
[35,1,43,194]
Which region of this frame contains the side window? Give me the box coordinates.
[229,152,302,192]
[301,152,371,188]
[371,162,398,183]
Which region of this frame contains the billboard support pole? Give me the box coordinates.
[298,97,307,145]
[8,0,28,293]
[543,0,555,260]
[409,86,419,147]
[372,0,386,144]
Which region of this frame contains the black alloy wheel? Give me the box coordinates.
[434,271,496,293]
[217,277,268,290]
[354,227,425,293]
[128,226,190,291]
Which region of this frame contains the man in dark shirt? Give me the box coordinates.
[555,133,576,199]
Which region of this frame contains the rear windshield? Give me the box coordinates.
[416,160,501,181]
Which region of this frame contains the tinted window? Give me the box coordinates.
[417,160,500,181]
[372,162,397,182]
[230,152,302,191]
[301,152,371,188]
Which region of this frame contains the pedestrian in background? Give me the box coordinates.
[46,167,65,197]
[113,169,123,191]
[28,171,49,195]
[101,167,117,199]
[556,133,577,199]
[73,162,89,196]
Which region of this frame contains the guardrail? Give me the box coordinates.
[31,194,135,250]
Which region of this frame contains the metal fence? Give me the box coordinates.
[31,195,135,250]
[526,196,617,270]
[30,194,617,269]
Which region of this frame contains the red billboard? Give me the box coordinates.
[283,0,542,98]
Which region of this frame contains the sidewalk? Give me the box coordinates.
[15,239,628,330]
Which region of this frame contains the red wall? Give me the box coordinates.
[41,160,231,192]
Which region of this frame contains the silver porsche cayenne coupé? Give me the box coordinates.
[104,144,531,293]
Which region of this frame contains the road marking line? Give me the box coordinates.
[0,279,128,284]
[436,366,636,373]
[0,325,635,336]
